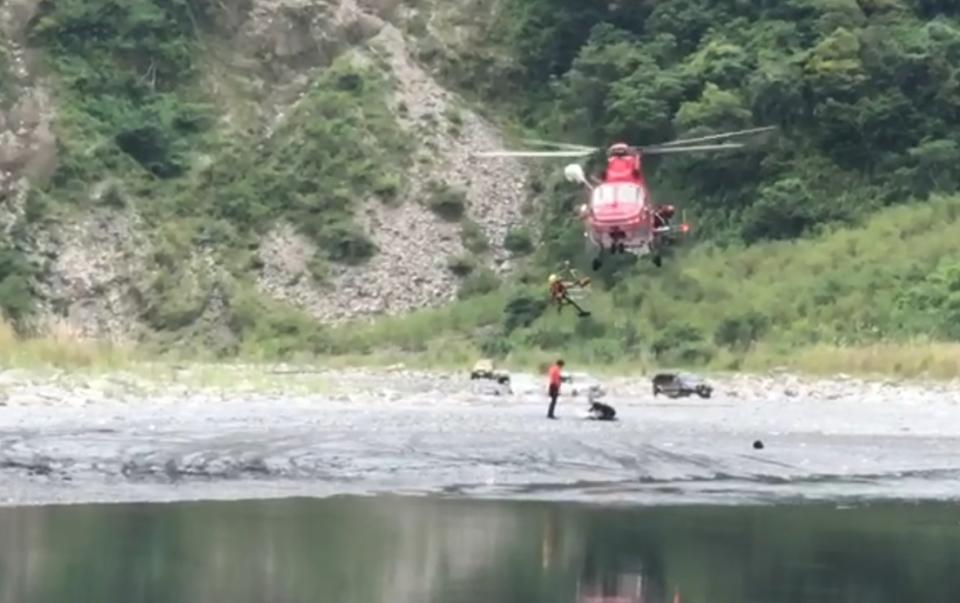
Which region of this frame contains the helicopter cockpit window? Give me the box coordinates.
[593,184,645,206]
[615,183,645,205]
[591,185,615,206]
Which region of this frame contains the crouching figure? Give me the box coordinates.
[587,400,617,421]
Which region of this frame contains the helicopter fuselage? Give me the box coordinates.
[580,181,658,256]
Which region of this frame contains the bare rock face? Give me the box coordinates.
[0,178,28,238]
[369,25,532,264]
[256,223,328,312]
[252,21,531,324]
[218,0,389,137]
[0,0,41,32]
[30,211,153,342]
[3,93,57,183]
[356,0,403,16]
[240,1,334,62]
[0,0,59,197]
[1,0,536,339]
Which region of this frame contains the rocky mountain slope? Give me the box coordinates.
[0,0,534,343]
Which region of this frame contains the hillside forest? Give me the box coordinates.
[337,0,960,370]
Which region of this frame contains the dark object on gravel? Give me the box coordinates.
[587,401,617,421]
[652,372,713,399]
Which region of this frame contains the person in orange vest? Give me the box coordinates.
[547,359,565,419]
[548,274,591,317]
[653,204,676,230]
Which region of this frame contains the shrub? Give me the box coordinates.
[740,178,817,243]
[0,47,13,108]
[141,267,212,331]
[447,254,477,277]
[479,335,513,358]
[894,259,960,340]
[307,252,330,283]
[445,107,465,137]
[574,316,607,340]
[673,342,715,365]
[445,107,464,127]
[714,311,769,350]
[316,221,377,265]
[458,268,501,299]
[0,247,35,325]
[373,173,403,203]
[651,322,704,358]
[228,288,332,357]
[525,326,573,350]
[461,219,490,254]
[426,183,467,221]
[503,294,547,333]
[504,228,534,255]
[23,189,51,223]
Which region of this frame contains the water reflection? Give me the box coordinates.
[576,572,659,603]
[575,551,677,603]
[1,498,960,603]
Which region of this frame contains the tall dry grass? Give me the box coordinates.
[741,342,960,380]
[3,316,959,381]
[0,318,135,371]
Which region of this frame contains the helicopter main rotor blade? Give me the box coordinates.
[644,126,777,149]
[521,138,598,152]
[642,143,746,155]
[472,150,595,158]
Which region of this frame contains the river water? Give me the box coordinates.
[3,371,960,601]
[2,497,959,603]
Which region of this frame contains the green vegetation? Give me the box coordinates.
[357,0,960,375]
[0,247,36,326]
[458,268,501,300]
[425,182,468,221]
[440,0,960,243]
[444,105,465,137]
[225,287,333,360]
[13,0,960,377]
[0,45,14,107]
[324,195,960,378]
[460,219,490,254]
[0,318,134,370]
[503,227,534,255]
[447,253,476,277]
[188,59,411,263]
[29,0,213,186]
[20,0,410,346]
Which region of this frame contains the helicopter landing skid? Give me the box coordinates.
[591,241,662,271]
[591,242,634,271]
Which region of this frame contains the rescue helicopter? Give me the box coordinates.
[474,126,776,270]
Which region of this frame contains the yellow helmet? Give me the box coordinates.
[548,274,558,284]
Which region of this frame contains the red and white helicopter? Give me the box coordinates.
[475,126,776,270]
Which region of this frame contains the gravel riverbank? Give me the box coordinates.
[1,365,958,507]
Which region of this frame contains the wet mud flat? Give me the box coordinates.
[1,366,959,507]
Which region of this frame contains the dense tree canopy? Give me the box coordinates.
[496,0,960,243]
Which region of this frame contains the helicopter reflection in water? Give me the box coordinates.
[576,572,681,603]
[538,509,682,603]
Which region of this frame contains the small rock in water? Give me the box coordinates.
[753,440,765,450]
